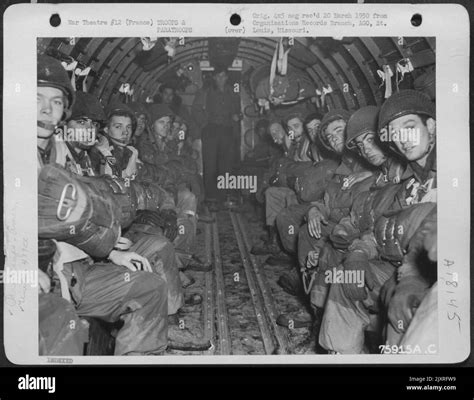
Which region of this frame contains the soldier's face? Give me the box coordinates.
[269,123,285,145]
[106,115,133,146]
[171,120,180,134]
[389,114,436,162]
[323,120,346,154]
[153,116,171,139]
[257,126,267,138]
[214,71,228,89]
[161,88,174,105]
[37,86,65,138]
[354,132,386,166]
[305,119,321,142]
[67,118,97,149]
[287,118,304,143]
[135,114,147,137]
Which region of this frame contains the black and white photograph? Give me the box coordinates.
[35,34,440,357]
[2,3,470,370]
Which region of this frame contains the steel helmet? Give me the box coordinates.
[317,108,352,152]
[69,91,106,123]
[346,106,380,151]
[37,54,75,109]
[378,89,435,133]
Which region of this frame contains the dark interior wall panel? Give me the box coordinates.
[310,45,353,110]
[69,37,93,60]
[80,38,106,66]
[305,67,323,92]
[311,63,345,110]
[143,45,210,82]
[38,36,435,112]
[372,37,403,64]
[37,38,53,53]
[294,38,319,67]
[357,38,386,104]
[116,59,140,88]
[331,52,362,110]
[87,38,122,94]
[125,64,145,97]
[133,70,159,101]
[344,43,378,105]
[256,37,312,71]
[93,38,130,101]
[55,38,75,55]
[353,37,382,78]
[305,67,324,101]
[358,38,384,69]
[310,45,347,108]
[100,40,142,103]
[425,37,436,53]
[143,52,273,102]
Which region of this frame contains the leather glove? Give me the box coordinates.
[134,209,178,242]
[160,209,178,242]
[330,231,360,250]
[349,236,378,260]
[387,275,430,334]
[341,251,375,302]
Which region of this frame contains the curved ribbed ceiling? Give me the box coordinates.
[37,36,435,110]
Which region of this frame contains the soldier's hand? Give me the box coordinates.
[387,276,429,334]
[38,269,51,294]
[108,250,153,273]
[307,207,328,239]
[423,222,437,262]
[95,135,110,152]
[341,171,373,190]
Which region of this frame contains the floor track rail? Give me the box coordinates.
[212,213,231,355]
[231,211,289,354]
[230,211,276,354]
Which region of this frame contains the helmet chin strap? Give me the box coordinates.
[421,142,435,160]
[104,133,128,146]
[37,120,57,131]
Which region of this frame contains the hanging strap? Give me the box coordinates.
[269,41,278,98]
[302,268,317,295]
[377,65,394,98]
[140,37,158,51]
[277,37,290,75]
[52,241,88,302]
[122,145,141,179]
[395,58,414,91]
[95,136,115,176]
